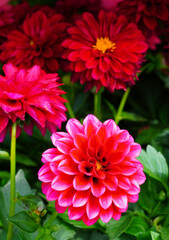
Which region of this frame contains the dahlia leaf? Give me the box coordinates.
[0,150,10,160]
[8,211,39,233]
[106,214,133,240]
[125,216,149,236]
[138,145,169,186]
[150,231,161,240]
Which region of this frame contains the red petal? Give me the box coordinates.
[70,148,87,163]
[46,187,60,201]
[58,187,75,207]
[38,164,55,182]
[58,159,78,175]
[118,177,131,190]
[74,133,88,151]
[51,173,73,191]
[55,200,67,213]
[100,206,113,223]
[99,190,113,209]
[55,138,74,154]
[72,190,90,207]
[103,174,118,191]
[112,192,128,209]
[68,205,86,220]
[73,173,92,190]
[91,178,106,197]
[0,116,8,132]
[86,195,100,219]
[66,118,84,138]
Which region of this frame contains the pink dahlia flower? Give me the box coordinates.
[117,0,169,49]
[61,11,148,92]
[0,10,68,73]
[0,63,67,142]
[38,114,146,226]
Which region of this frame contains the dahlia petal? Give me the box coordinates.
[112,209,121,220]
[127,180,140,195]
[2,63,18,79]
[103,119,119,135]
[73,190,90,207]
[119,162,137,176]
[91,178,106,197]
[66,118,84,138]
[82,213,99,226]
[99,190,113,209]
[49,161,60,175]
[132,171,146,185]
[51,132,70,145]
[46,58,59,72]
[58,159,78,175]
[74,133,88,151]
[78,161,93,176]
[75,61,86,72]
[80,49,92,61]
[46,186,60,201]
[41,182,50,195]
[118,177,131,190]
[103,174,118,191]
[68,51,80,61]
[115,130,129,142]
[0,116,8,132]
[70,148,86,163]
[128,194,139,203]
[73,173,91,190]
[107,151,125,165]
[55,200,67,213]
[143,15,157,31]
[0,99,22,113]
[26,105,46,127]
[104,136,118,153]
[84,118,99,138]
[86,195,100,219]
[58,188,75,207]
[86,57,98,69]
[42,148,60,162]
[88,134,101,150]
[0,127,7,142]
[68,205,86,220]
[96,125,108,143]
[38,164,55,182]
[100,206,113,223]
[51,174,73,191]
[127,143,141,157]
[92,65,103,80]
[112,193,128,209]
[99,57,109,72]
[55,138,74,154]
[23,122,34,136]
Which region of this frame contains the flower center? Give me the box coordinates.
[93,37,116,54]
[96,160,103,171]
[30,40,34,46]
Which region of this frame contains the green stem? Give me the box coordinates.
[115,88,131,125]
[94,88,103,119]
[7,122,17,240]
[64,96,76,119]
[44,212,58,228]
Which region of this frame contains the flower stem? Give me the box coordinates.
[7,122,17,240]
[115,88,130,125]
[94,88,103,119]
[64,96,76,119]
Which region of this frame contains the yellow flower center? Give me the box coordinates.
[93,37,116,54]
[96,160,103,171]
[30,40,34,46]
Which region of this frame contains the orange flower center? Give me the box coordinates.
[93,37,116,54]
[96,160,103,171]
[30,40,34,46]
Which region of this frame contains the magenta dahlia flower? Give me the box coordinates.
[0,10,68,73]
[38,114,146,226]
[117,0,169,49]
[0,63,67,142]
[61,11,148,92]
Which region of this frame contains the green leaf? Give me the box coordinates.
[8,211,39,233]
[106,214,133,240]
[161,227,169,240]
[120,111,148,122]
[0,150,10,160]
[0,171,10,179]
[125,216,149,236]
[151,231,161,240]
[137,145,168,186]
[0,169,33,229]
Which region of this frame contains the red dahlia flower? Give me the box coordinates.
[61,11,148,92]
[117,0,169,49]
[0,63,67,142]
[0,10,68,73]
[38,114,146,226]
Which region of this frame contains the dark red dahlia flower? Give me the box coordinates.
[0,63,67,142]
[38,114,146,226]
[61,11,148,92]
[0,10,68,73]
[117,0,169,49]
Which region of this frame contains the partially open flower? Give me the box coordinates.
[0,63,67,142]
[61,10,148,92]
[38,114,146,226]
